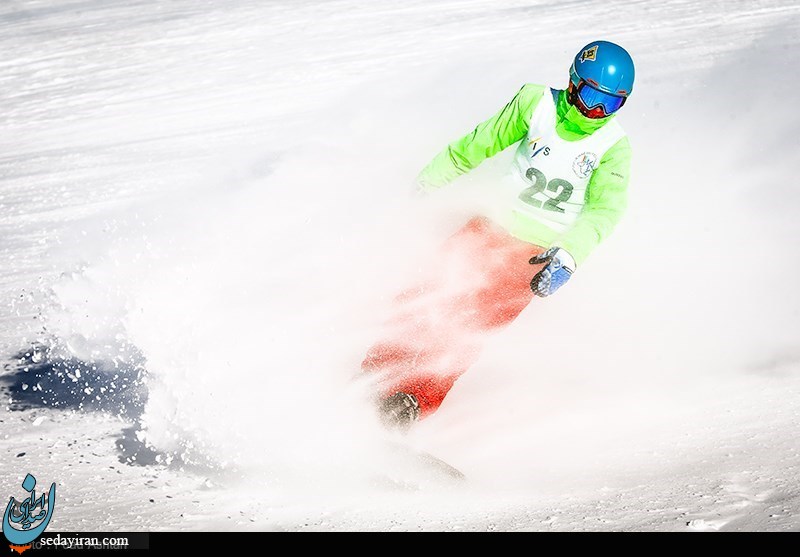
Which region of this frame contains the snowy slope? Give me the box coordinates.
[1,0,799,532]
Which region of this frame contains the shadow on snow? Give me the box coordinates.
[1,342,170,469]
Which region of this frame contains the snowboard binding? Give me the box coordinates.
[378,392,420,432]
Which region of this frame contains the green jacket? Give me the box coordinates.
[417,84,632,266]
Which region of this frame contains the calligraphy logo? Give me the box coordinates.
[580,45,598,62]
[527,136,550,159]
[572,152,598,179]
[3,473,56,554]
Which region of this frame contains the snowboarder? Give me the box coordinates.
[363,40,634,430]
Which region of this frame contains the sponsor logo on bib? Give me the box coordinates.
[572,152,598,179]
[527,136,550,159]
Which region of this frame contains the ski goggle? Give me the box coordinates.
[568,70,627,119]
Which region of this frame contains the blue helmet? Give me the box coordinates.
[567,41,634,118]
[570,40,635,97]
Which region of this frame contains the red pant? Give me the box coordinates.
[361,217,545,418]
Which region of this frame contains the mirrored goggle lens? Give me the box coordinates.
[578,84,626,115]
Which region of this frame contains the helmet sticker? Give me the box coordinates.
[579,45,598,62]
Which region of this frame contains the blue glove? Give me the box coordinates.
[529,247,576,297]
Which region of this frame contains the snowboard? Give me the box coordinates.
[378,440,466,487]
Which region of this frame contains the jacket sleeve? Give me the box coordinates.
[416,84,546,191]
[552,136,632,266]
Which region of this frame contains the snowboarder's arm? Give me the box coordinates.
[416,84,546,191]
[551,137,632,266]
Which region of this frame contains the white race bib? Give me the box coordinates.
[498,89,625,234]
